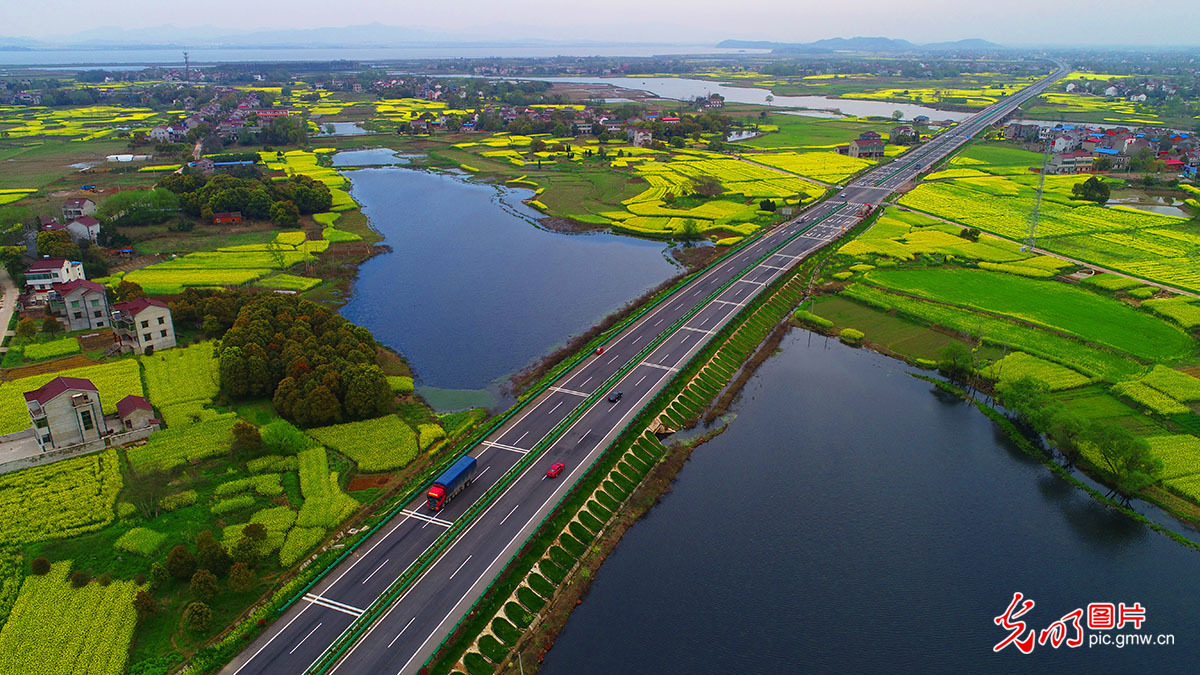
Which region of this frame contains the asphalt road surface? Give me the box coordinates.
[224,63,1065,675]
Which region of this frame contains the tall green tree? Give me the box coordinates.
[1088,422,1161,494]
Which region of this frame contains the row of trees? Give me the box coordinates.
[938,343,1161,497]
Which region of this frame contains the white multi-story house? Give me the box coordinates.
[49,280,109,331]
[61,198,97,221]
[24,258,85,293]
[66,216,101,244]
[24,376,107,450]
[112,298,176,355]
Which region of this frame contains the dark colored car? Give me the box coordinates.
[607,391,624,403]
[546,462,565,478]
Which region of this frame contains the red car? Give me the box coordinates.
[546,462,565,478]
[595,346,604,355]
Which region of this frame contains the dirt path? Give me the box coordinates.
[0,268,17,356]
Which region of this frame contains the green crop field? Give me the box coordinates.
[223,506,297,554]
[1054,385,1164,435]
[983,352,1091,390]
[21,338,81,362]
[0,561,138,675]
[141,343,219,408]
[112,527,167,556]
[842,283,1142,380]
[0,449,121,547]
[1140,365,1200,402]
[126,230,331,294]
[898,146,1200,292]
[838,206,1031,262]
[125,414,238,474]
[751,151,874,183]
[863,268,1193,362]
[307,415,420,472]
[256,273,322,291]
[807,295,966,361]
[1142,298,1200,328]
[295,446,357,530]
[737,114,896,150]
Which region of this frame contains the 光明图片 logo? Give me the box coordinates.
[993,592,1174,653]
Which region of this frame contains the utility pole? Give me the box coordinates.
[1023,136,1053,252]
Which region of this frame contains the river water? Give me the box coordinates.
[538,76,971,121]
[338,166,676,410]
[541,330,1200,674]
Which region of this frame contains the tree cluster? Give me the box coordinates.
[1071,176,1112,204]
[158,172,331,224]
[34,230,108,277]
[97,188,180,227]
[216,294,392,427]
[996,376,1161,495]
[170,287,256,336]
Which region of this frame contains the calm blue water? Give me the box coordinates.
[339,167,676,408]
[330,149,412,166]
[537,76,971,120]
[541,330,1200,674]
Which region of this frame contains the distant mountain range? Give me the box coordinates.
[0,27,1005,53]
[718,37,1005,53]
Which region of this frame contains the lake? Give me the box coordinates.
[316,122,375,137]
[541,330,1200,674]
[329,148,413,166]
[538,76,971,121]
[338,166,677,410]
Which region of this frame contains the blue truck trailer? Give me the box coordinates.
[426,456,478,512]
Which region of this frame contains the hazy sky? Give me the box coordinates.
[5,0,1200,45]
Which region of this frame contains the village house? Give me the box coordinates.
[1047,150,1094,174]
[148,126,186,143]
[24,376,107,451]
[213,211,243,224]
[39,217,66,234]
[112,297,176,355]
[24,258,85,293]
[1092,148,1129,170]
[890,125,916,143]
[848,136,885,159]
[66,216,101,244]
[628,128,654,148]
[61,197,97,221]
[49,280,109,331]
[116,395,155,431]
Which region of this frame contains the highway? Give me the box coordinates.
[223,62,1064,675]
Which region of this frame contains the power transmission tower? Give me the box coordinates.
[1023,136,1053,251]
